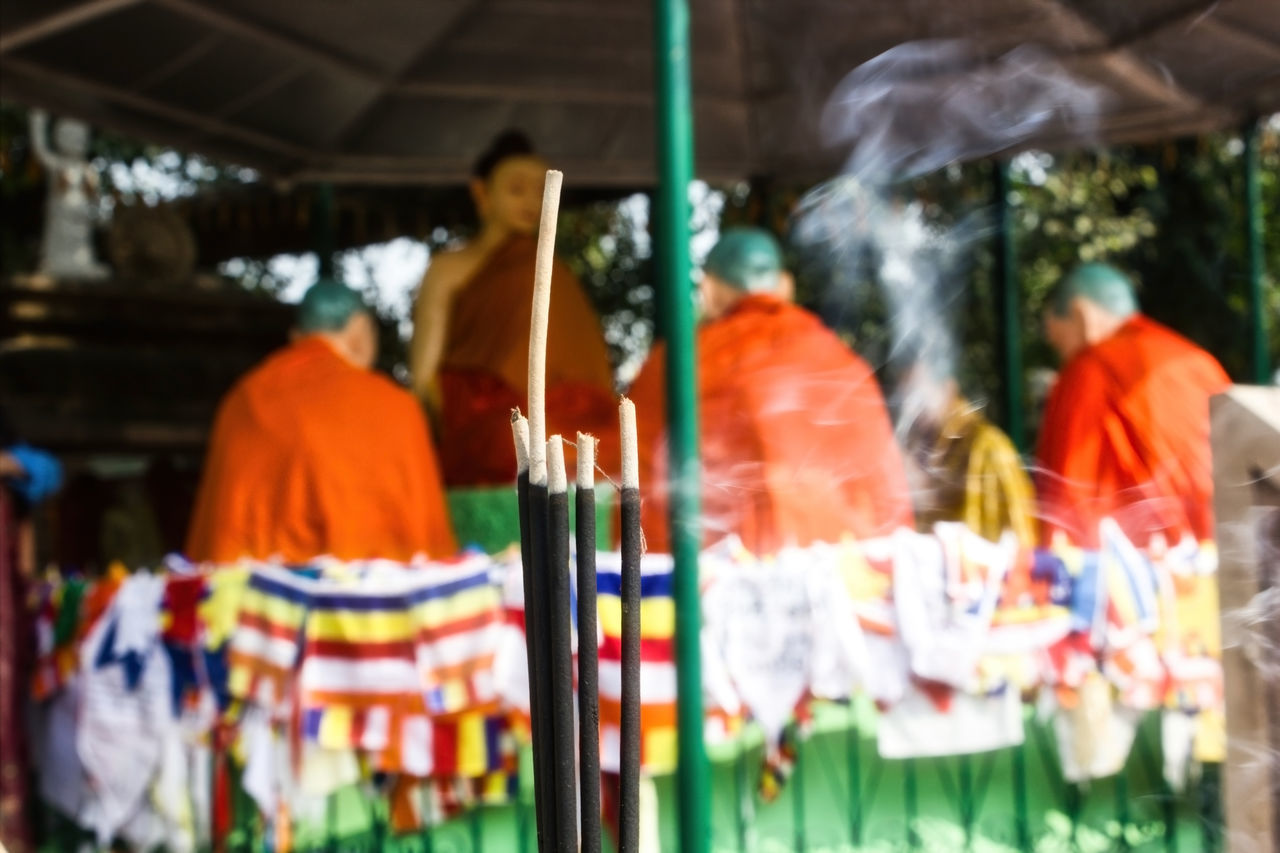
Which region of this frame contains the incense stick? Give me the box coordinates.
[546,436,578,853]
[575,433,602,853]
[513,412,551,853]
[527,169,563,486]
[524,168,564,848]
[527,449,557,847]
[617,398,642,853]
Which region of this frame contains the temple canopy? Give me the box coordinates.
[2,0,1278,187]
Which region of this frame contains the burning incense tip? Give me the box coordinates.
[619,397,638,490]
[576,432,596,490]
[512,412,530,475]
[547,435,568,495]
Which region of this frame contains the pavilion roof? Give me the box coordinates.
[2,0,1276,187]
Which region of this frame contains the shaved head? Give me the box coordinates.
[704,227,785,293]
[1049,262,1138,319]
[1044,262,1139,362]
[698,227,793,321]
[298,280,369,333]
[296,280,378,369]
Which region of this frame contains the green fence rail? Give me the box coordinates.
[42,702,1223,852]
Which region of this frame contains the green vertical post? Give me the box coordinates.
[1066,782,1083,847]
[904,759,920,849]
[958,754,974,846]
[1244,119,1272,384]
[846,709,862,847]
[517,792,530,853]
[1012,745,1030,850]
[792,731,806,853]
[1200,762,1222,851]
[1161,767,1177,852]
[469,806,483,853]
[369,795,385,852]
[313,183,336,280]
[994,161,1026,452]
[326,793,338,852]
[653,1,709,853]
[1115,773,1131,851]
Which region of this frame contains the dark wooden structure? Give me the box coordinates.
[1,276,292,456]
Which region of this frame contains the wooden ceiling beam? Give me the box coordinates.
[130,30,223,91]
[1,56,312,159]
[151,0,384,87]
[392,79,747,109]
[322,0,487,150]
[0,0,144,55]
[1200,16,1280,65]
[1018,0,1212,110]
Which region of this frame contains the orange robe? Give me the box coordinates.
[627,294,913,554]
[187,337,456,563]
[1036,315,1231,549]
[438,236,616,486]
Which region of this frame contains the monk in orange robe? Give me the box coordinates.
[627,228,913,554]
[1036,262,1231,549]
[187,282,456,563]
[410,131,615,486]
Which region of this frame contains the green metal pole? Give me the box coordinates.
[1067,782,1082,848]
[958,753,974,846]
[653,1,708,853]
[517,791,531,853]
[313,183,336,281]
[846,708,862,847]
[994,161,1026,452]
[326,792,338,852]
[1244,119,1272,384]
[792,731,806,853]
[1012,744,1029,850]
[904,759,920,850]
[469,805,483,853]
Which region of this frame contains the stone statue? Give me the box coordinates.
[30,109,110,279]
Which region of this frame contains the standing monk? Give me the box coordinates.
[187,282,456,563]
[627,227,912,554]
[410,131,615,486]
[1036,262,1231,549]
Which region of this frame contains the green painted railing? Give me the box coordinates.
[39,703,1219,852]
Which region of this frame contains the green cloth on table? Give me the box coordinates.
[447,485,616,555]
[53,577,86,646]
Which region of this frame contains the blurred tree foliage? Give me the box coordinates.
[3,98,1276,417]
[559,195,655,383]
[559,183,723,383]
[721,123,1277,441]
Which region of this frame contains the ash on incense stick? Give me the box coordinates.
[576,433,602,853]
[617,397,642,853]
[512,411,553,853]
[546,436,578,853]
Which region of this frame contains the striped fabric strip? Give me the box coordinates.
[594,550,678,774]
[293,557,504,775]
[226,565,313,711]
[410,556,504,718]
